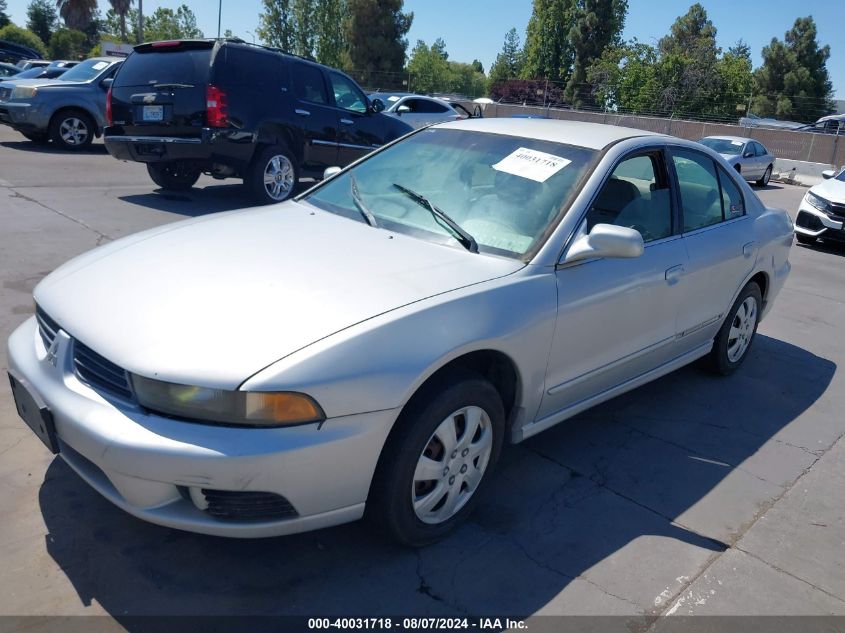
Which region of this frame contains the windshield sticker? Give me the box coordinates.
[492,148,572,183]
[387,95,400,102]
[731,140,743,146]
[91,61,109,70]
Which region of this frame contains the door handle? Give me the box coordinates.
[665,264,685,284]
[295,109,310,116]
[742,241,756,258]
[340,118,354,125]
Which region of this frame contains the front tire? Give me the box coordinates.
[49,109,94,150]
[706,282,762,376]
[147,162,201,191]
[247,144,299,205]
[756,165,772,187]
[368,372,505,547]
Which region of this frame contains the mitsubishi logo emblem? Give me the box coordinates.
[45,337,59,367]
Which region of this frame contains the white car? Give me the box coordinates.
[7,119,793,546]
[794,168,845,245]
[371,92,471,129]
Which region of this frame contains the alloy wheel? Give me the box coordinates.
[59,117,89,146]
[263,154,295,201]
[727,296,757,362]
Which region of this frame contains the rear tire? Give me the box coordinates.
[367,372,505,547]
[706,282,762,376]
[147,162,201,191]
[795,233,816,245]
[49,109,94,150]
[247,144,299,205]
[756,165,772,187]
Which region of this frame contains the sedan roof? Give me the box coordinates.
[702,135,754,144]
[437,117,662,150]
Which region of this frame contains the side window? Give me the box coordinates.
[672,149,725,232]
[293,63,328,104]
[416,99,450,114]
[329,73,367,113]
[585,153,672,243]
[754,142,767,157]
[717,167,745,219]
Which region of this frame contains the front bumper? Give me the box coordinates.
[794,197,845,241]
[7,316,398,538]
[0,101,49,133]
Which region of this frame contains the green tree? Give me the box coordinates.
[108,0,132,42]
[292,0,315,57]
[521,0,576,82]
[102,7,135,41]
[257,0,295,51]
[714,39,753,119]
[489,27,523,84]
[587,39,660,113]
[56,0,96,32]
[406,38,449,94]
[143,5,202,41]
[0,23,48,56]
[48,26,86,58]
[27,0,58,45]
[753,16,834,121]
[315,0,345,67]
[565,0,627,106]
[344,0,413,73]
[0,0,11,29]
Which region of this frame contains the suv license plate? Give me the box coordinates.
[142,105,164,121]
[8,370,59,454]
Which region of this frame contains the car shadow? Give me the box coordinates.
[798,239,845,257]
[0,139,109,155]
[118,180,316,217]
[38,335,835,622]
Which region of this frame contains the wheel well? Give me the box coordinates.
[407,351,520,426]
[49,107,97,134]
[254,125,300,164]
[749,271,769,302]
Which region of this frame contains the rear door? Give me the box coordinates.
[289,61,339,170]
[109,41,213,137]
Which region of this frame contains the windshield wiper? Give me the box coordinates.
[350,174,378,227]
[152,82,195,90]
[392,183,478,253]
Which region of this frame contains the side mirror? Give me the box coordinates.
[563,224,644,265]
[100,77,113,90]
[822,169,835,180]
[396,105,411,115]
[370,98,385,113]
[743,151,754,158]
[323,166,342,180]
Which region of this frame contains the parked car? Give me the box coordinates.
[7,119,793,545]
[371,92,473,129]
[15,59,50,71]
[0,57,123,148]
[697,136,774,187]
[738,113,804,130]
[796,114,845,136]
[0,62,19,78]
[12,66,69,80]
[104,39,413,204]
[794,168,845,245]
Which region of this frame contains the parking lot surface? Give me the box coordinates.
[1,126,844,625]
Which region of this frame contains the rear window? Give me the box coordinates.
[115,49,212,88]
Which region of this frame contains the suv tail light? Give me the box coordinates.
[105,86,113,125]
[206,85,228,128]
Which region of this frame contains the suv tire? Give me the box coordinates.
[49,109,95,150]
[147,162,201,191]
[248,144,299,205]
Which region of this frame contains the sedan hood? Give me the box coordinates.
[35,202,523,389]
[810,178,845,204]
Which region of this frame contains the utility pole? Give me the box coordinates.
[137,0,144,43]
[217,0,222,38]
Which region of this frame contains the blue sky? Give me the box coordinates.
[4,0,842,96]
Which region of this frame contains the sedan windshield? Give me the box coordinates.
[305,128,596,258]
[699,138,744,155]
[58,59,113,82]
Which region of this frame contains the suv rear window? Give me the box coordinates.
[115,48,212,88]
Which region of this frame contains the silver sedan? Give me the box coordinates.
[698,136,775,187]
[371,92,469,129]
[7,119,793,546]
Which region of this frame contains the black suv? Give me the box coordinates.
[104,40,413,203]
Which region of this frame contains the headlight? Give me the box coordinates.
[806,191,831,214]
[131,374,325,427]
[11,86,38,99]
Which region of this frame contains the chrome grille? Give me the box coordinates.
[35,306,59,350]
[73,340,133,400]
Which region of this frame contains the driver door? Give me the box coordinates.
[538,150,689,419]
[328,71,384,165]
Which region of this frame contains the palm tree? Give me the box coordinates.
[108,0,133,42]
[55,0,97,32]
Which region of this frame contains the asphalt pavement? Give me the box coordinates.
[0,127,844,628]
